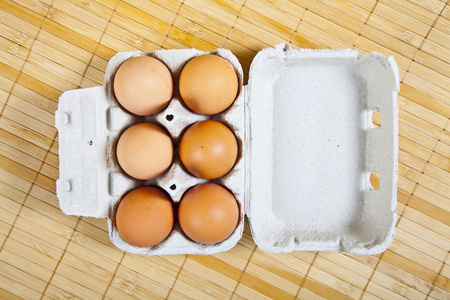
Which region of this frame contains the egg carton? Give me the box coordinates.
[55,43,399,255]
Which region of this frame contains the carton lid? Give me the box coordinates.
[245,44,399,254]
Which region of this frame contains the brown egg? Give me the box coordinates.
[179,54,238,115]
[178,183,239,244]
[115,186,174,247]
[116,123,173,180]
[179,120,238,179]
[113,56,173,116]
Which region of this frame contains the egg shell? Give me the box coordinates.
[115,186,174,247]
[56,44,399,255]
[113,56,173,116]
[179,54,239,115]
[178,183,239,245]
[179,120,238,179]
[116,122,173,180]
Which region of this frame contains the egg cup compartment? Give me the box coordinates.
[56,44,399,256]
[56,47,246,255]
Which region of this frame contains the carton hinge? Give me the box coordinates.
[242,84,250,216]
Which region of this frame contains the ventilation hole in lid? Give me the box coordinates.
[369,172,380,190]
[166,114,174,121]
[169,184,176,190]
[371,110,381,129]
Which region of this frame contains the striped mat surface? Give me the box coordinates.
[0,0,449,299]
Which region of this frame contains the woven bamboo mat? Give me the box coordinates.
[0,0,449,299]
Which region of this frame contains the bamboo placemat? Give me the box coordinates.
[1,0,449,299]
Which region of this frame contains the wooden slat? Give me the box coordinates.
[239,5,295,41]
[34,173,56,194]
[313,253,373,290]
[75,220,117,248]
[189,255,242,287]
[378,0,438,25]
[116,1,172,35]
[0,244,53,282]
[21,56,79,91]
[0,169,33,194]
[0,287,23,300]
[235,271,295,299]
[211,242,254,271]
[41,18,97,53]
[119,254,180,289]
[110,12,166,47]
[173,14,227,47]
[55,261,110,296]
[0,0,46,26]
[430,151,450,172]
[103,21,161,52]
[0,39,29,70]
[182,256,239,292]
[0,153,37,183]
[42,284,82,300]
[31,40,88,76]
[49,273,104,299]
[0,62,18,89]
[429,285,450,300]
[307,0,369,34]
[0,272,42,299]
[183,0,241,26]
[389,237,443,273]
[421,39,450,72]
[307,266,363,298]
[434,138,450,157]
[246,251,304,295]
[399,84,450,119]
[373,2,430,37]
[110,267,171,299]
[178,4,232,38]
[365,275,425,300]
[14,216,69,250]
[0,180,26,204]
[0,8,40,41]
[301,278,354,300]
[64,240,119,275]
[172,268,234,299]
[62,251,114,286]
[375,259,433,295]
[37,29,92,64]
[104,284,138,300]
[229,22,274,52]
[2,107,56,141]
[168,26,218,50]
[414,184,450,213]
[123,0,179,24]
[0,22,34,51]
[69,230,123,265]
[1,238,59,273]
[80,217,108,233]
[418,174,450,200]
[58,0,114,20]
[302,10,359,45]
[0,140,42,171]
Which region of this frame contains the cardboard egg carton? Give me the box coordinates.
[55,43,399,255]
